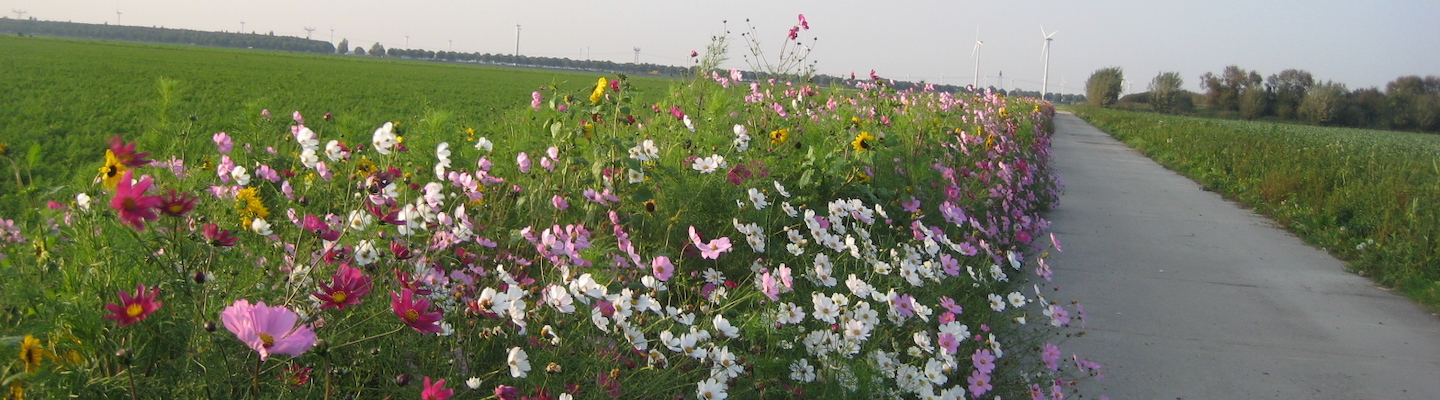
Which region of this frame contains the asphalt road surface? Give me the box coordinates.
[1045,112,1440,399]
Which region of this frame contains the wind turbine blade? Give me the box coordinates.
[1046,30,1059,39]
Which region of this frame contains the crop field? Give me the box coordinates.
[0,35,671,214]
[0,34,1099,399]
[1070,107,1440,308]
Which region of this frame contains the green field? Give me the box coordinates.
[0,35,670,214]
[1069,107,1440,308]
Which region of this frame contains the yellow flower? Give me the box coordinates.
[9,381,22,400]
[855,171,872,183]
[19,335,47,374]
[852,131,877,152]
[236,187,270,220]
[769,128,790,145]
[583,122,595,139]
[354,157,378,177]
[0,142,8,156]
[98,150,126,190]
[591,77,609,105]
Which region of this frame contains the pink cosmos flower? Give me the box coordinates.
[104,283,161,327]
[551,195,569,210]
[967,370,992,398]
[517,152,531,173]
[972,349,996,374]
[313,264,372,310]
[220,299,316,360]
[1042,343,1062,371]
[688,226,732,260]
[213,132,234,154]
[110,170,163,231]
[421,376,454,400]
[937,332,959,354]
[798,14,809,30]
[392,289,443,333]
[108,136,152,167]
[759,271,779,301]
[651,256,674,281]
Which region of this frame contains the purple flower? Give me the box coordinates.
[551,195,569,211]
[1042,343,1061,371]
[972,349,996,374]
[967,370,992,398]
[213,132,233,154]
[651,256,674,281]
[220,300,316,360]
[688,226,732,260]
[517,152,531,173]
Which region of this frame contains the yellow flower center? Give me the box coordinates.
[126,303,144,318]
[258,333,275,348]
[405,309,420,322]
[331,291,347,303]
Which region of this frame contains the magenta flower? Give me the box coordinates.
[220,299,316,360]
[798,14,809,30]
[688,226,732,260]
[392,289,443,333]
[203,223,237,247]
[108,136,152,167]
[651,256,674,281]
[110,170,163,231]
[421,376,454,400]
[313,264,372,310]
[104,283,162,327]
[937,332,959,354]
[531,91,543,110]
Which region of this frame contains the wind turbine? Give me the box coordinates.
[1040,26,1058,101]
[115,8,122,25]
[304,27,316,40]
[971,27,984,89]
[12,10,26,19]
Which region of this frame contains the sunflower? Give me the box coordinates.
[98,150,126,190]
[643,199,657,214]
[851,131,876,152]
[769,128,790,145]
[19,335,47,374]
[591,77,609,105]
[236,187,270,224]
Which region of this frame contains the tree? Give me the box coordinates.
[1266,69,1313,119]
[1200,65,1261,111]
[337,38,348,54]
[1085,67,1124,107]
[369,42,385,57]
[354,46,365,56]
[1299,81,1347,125]
[1148,71,1186,113]
[1239,82,1270,119]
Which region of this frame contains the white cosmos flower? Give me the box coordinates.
[747,188,769,209]
[371,122,398,155]
[353,239,378,265]
[696,378,728,400]
[506,347,531,378]
[249,217,272,235]
[713,314,740,339]
[988,293,1007,312]
[627,169,645,184]
[1007,292,1027,308]
[230,165,251,186]
[325,140,348,161]
[76,192,92,210]
[465,377,482,390]
[299,148,319,169]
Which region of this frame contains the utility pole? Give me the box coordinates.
[304,27,316,40]
[514,25,521,64]
[633,47,640,64]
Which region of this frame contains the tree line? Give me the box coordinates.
[1,18,335,54]
[1084,65,1440,133]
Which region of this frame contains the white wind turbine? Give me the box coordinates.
[1041,26,1058,100]
[971,28,984,90]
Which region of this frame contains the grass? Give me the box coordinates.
[0,35,672,216]
[1068,106,1440,309]
[0,34,1097,399]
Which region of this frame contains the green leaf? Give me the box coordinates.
[798,169,814,188]
[26,143,42,168]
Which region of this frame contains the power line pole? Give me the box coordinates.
[449,39,453,52]
[633,47,640,64]
[12,10,26,19]
[405,35,409,49]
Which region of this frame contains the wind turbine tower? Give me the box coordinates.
[1040,27,1058,100]
[971,28,984,89]
[115,8,122,25]
[304,27,316,40]
[240,21,245,33]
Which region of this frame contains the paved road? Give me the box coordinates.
[1045,112,1440,399]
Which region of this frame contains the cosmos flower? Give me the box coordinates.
[689,226,732,259]
[109,170,163,231]
[220,300,316,361]
[421,376,454,400]
[392,289,443,333]
[313,264,372,310]
[104,284,161,327]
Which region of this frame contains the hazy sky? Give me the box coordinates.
[10,0,1439,94]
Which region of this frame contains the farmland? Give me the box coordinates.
[0,35,671,215]
[1069,107,1440,308]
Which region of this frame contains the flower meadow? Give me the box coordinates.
[1,27,1099,400]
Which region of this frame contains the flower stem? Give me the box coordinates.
[127,363,138,400]
[333,326,404,350]
[251,355,261,400]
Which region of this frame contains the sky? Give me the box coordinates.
[9,0,1439,94]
